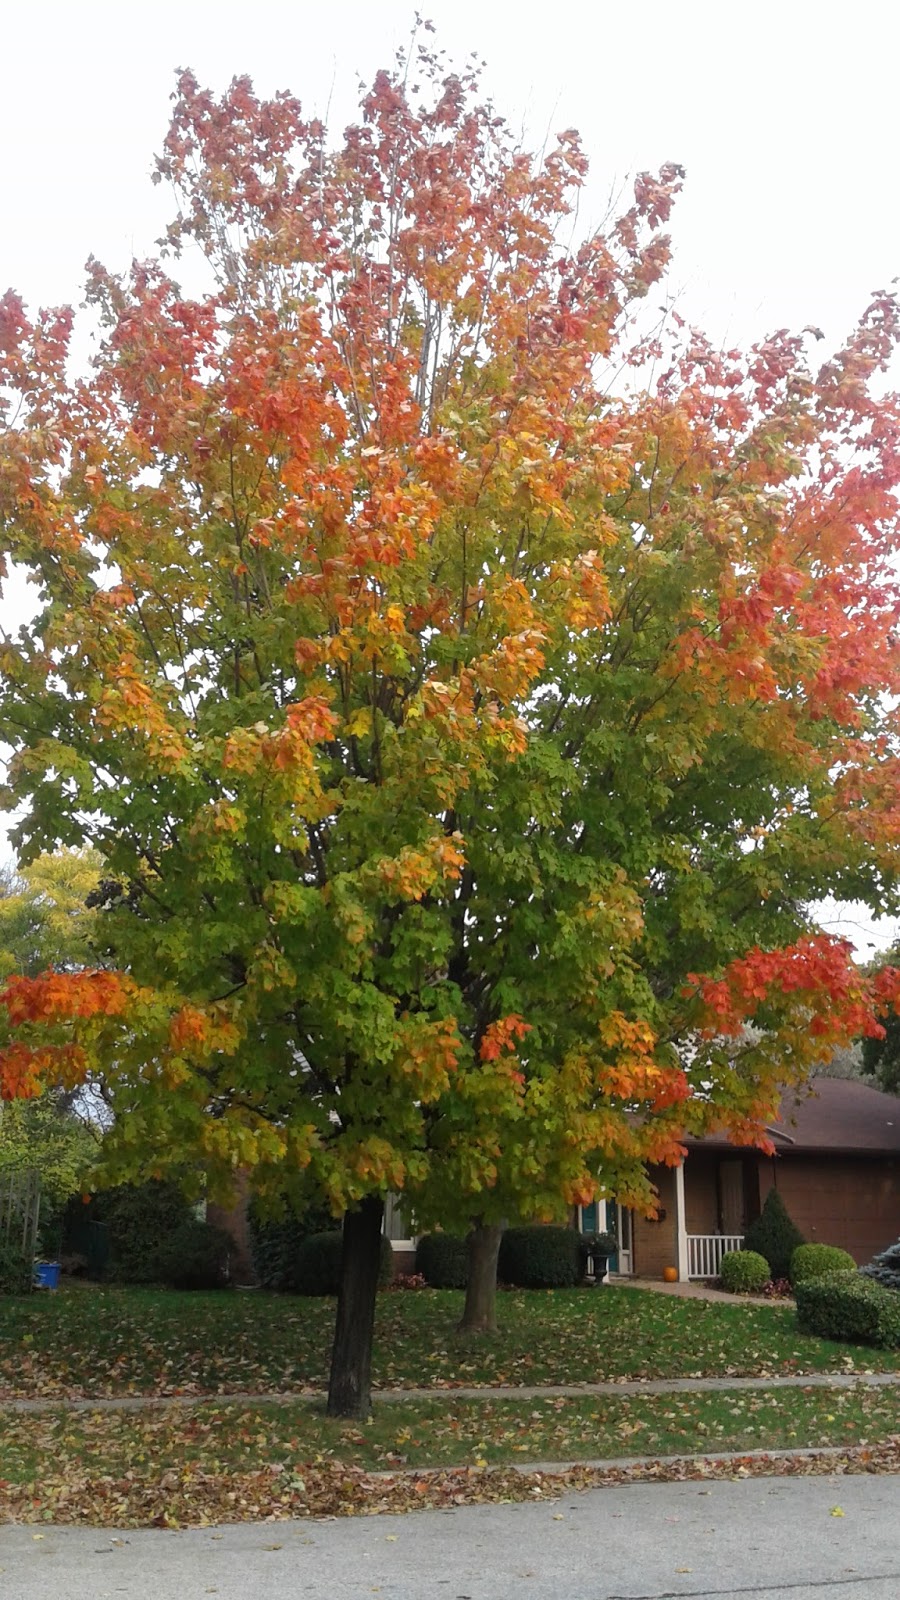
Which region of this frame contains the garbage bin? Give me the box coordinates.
[33,1261,61,1290]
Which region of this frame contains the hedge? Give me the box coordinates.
[790,1243,857,1285]
[293,1230,394,1296]
[415,1232,468,1289]
[498,1226,582,1289]
[153,1220,233,1290]
[719,1249,770,1294]
[248,1200,333,1292]
[72,1180,193,1283]
[795,1270,900,1348]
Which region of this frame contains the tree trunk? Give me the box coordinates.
[458,1221,503,1333]
[326,1194,384,1418]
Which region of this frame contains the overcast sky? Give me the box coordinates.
[2,0,899,952]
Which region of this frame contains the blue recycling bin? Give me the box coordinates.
[33,1261,61,1290]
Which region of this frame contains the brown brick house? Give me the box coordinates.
[212,1078,900,1285]
[579,1077,900,1281]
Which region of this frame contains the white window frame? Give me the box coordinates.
[383,1193,416,1252]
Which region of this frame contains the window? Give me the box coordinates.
[383,1194,415,1249]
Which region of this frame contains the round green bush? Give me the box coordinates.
[790,1243,857,1286]
[719,1249,771,1294]
[498,1226,582,1289]
[294,1230,394,1295]
[153,1220,233,1290]
[415,1232,468,1289]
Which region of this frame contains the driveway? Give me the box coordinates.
[1,1473,897,1599]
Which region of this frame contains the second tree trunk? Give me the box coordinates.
[458,1221,503,1333]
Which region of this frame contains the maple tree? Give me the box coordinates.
[4,38,900,1410]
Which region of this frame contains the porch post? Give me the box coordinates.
[674,1161,690,1282]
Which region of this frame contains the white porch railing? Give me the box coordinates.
[687,1233,744,1280]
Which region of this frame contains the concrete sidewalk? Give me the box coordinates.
[610,1274,784,1306]
[2,1367,898,1414]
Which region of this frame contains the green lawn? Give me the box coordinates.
[0,1282,898,1399]
[2,1384,899,1526]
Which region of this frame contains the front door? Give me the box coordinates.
[608,1200,633,1276]
[719,1160,745,1235]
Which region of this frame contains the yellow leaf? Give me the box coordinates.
[346,707,373,737]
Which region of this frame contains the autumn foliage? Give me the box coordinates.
[3,39,900,1267]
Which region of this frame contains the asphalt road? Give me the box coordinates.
[1,1474,898,1599]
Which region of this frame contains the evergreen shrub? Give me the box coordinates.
[415,1232,468,1289]
[498,1226,582,1289]
[795,1270,900,1348]
[719,1249,770,1294]
[80,1181,192,1283]
[743,1190,805,1281]
[293,1230,394,1295]
[248,1199,333,1291]
[790,1243,857,1285]
[154,1220,233,1290]
[860,1239,900,1291]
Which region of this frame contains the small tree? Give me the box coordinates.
[744,1190,805,1281]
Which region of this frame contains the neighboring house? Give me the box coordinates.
[208,1179,418,1282]
[578,1076,900,1281]
[211,1077,900,1285]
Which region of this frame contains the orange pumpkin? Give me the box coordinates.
[662,1267,679,1283]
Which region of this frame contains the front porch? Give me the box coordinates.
[584,1151,759,1283]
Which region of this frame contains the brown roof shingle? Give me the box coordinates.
[686,1076,900,1156]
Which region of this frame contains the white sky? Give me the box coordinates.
[2,0,899,954]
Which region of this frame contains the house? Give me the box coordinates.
[210,1077,900,1285]
[577,1076,900,1281]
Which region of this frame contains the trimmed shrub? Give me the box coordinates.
[743,1190,805,1281]
[791,1243,857,1285]
[153,1220,233,1291]
[498,1226,582,1289]
[860,1239,900,1291]
[293,1230,394,1296]
[248,1199,333,1292]
[415,1232,468,1289]
[719,1249,770,1295]
[0,1244,32,1295]
[795,1270,900,1348]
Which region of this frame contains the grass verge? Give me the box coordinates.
[1,1385,899,1526]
